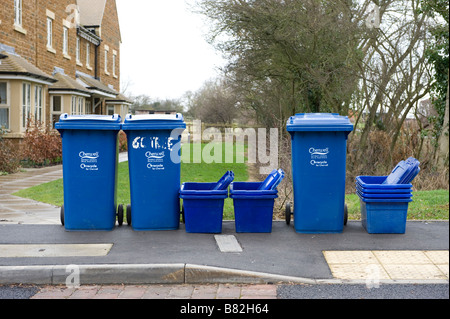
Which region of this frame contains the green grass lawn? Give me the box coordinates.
[13,143,249,220]
[12,142,449,221]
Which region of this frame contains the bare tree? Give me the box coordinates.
[195,0,362,126]
[355,0,434,164]
[188,78,238,124]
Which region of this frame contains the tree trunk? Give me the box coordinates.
[436,78,449,169]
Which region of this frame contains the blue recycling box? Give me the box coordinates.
[180,183,228,233]
[230,182,278,233]
[121,114,186,231]
[56,114,122,231]
[359,197,412,234]
[287,113,354,233]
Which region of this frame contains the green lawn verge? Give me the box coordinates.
[13,143,249,220]
[345,190,449,220]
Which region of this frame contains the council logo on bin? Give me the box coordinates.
[79,151,100,171]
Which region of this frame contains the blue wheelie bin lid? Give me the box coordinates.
[55,114,122,131]
[213,171,235,190]
[286,113,354,133]
[121,113,186,130]
[383,157,420,185]
[258,169,285,190]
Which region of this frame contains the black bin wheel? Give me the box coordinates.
[117,204,124,226]
[126,204,132,226]
[285,202,292,225]
[181,204,185,224]
[344,203,348,226]
[60,205,64,226]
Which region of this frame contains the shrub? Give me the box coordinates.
[20,120,62,167]
[0,129,21,174]
[118,130,128,152]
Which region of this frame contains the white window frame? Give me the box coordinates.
[22,82,31,129]
[47,17,53,49]
[34,85,43,124]
[14,0,22,27]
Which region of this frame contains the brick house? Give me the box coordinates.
[0,0,131,141]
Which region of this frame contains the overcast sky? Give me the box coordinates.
[116,0,225,100]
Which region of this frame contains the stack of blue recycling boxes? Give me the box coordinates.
[180,169,284,234]
[356,157,420,234]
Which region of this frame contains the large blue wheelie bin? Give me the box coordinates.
[121,113,186,231]
[56,114,122,231]
[286,113,354,233]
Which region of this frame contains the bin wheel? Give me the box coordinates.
[181,204,185,224]
[126,204,132,226]
[344,203,348,226]
[285,202,292,225]
[60,205,64,226]
[117,204,124,226]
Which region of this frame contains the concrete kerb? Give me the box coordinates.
[1,264,448,286]
[0,264,316,286]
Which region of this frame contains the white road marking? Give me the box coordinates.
[0,244,113,257]
[214,235,243,253]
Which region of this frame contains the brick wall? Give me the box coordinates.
[99,0,121,91]
[36,0,78,77]
[0,0,38,65]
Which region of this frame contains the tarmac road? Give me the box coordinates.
[0,282,448,299]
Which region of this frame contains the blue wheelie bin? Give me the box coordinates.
[286,113,354,233]
[121,114,186,231]
[55,114,122,231]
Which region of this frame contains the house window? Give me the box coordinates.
[113,53,117,77]
[0,82,9,129]
[71,96,77,115]
[63,27,69,55]
[52,96,61,113]
[104,49,108,74]
[107,105,114,115]
[0,108,9,130]
[47,17,53,48]
[14,0,22,27]
[34,85,43,123]
[0,82,7,105]
[86,43,90,67]
[22,83,31,128]
[78,97,84,115]
[76,37,81,62]
[85,100,92,114]
[51,95,62,128]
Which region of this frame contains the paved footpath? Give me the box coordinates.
[31,283,278,299]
